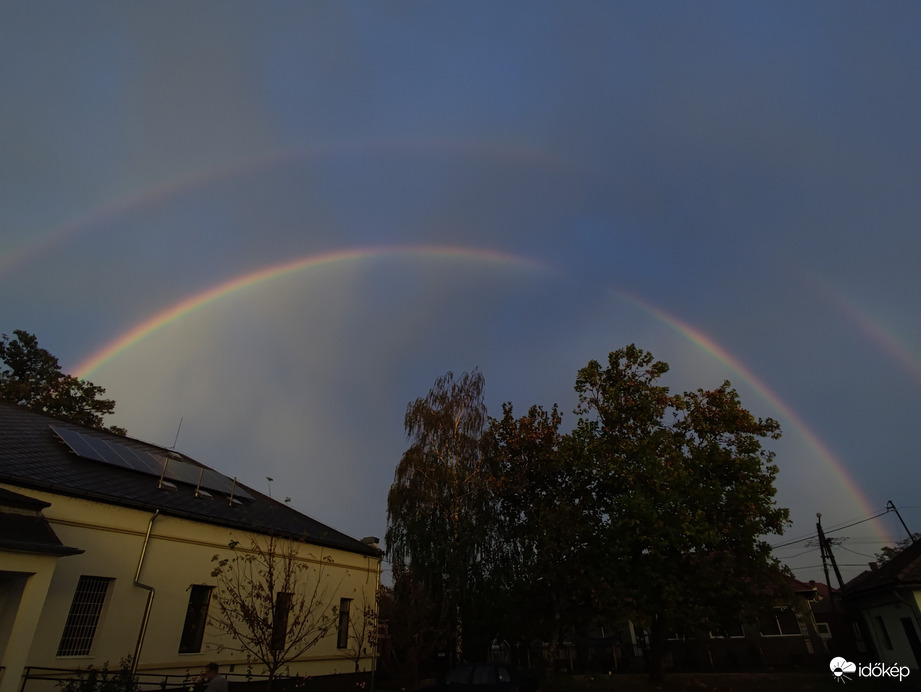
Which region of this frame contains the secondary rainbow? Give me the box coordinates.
[619,290,889,542]
[74,244,549,378]
[2,138,572,278]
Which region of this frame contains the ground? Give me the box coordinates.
[541,672,921,692]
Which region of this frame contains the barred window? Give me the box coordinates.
[58,576,112,656]
[179,585,213,654]
[337,598,351,649]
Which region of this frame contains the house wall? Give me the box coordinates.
[0,553,62,692]
[859,597,921,670]
[3,485,381,690]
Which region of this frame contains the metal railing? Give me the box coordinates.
[18,667,273,692]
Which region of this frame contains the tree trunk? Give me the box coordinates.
[455,603,463,663]
[647,616,667,684]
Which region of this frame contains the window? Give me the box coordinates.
[57,576,112,656]
[710,623,745,639]
[272,592,293,651]
[179,585,213,653]
[337,598,352,649]
[760,608,802,637]
[876,616,893,650]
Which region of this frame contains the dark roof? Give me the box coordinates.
[843,538,921,598]
[0,402,381,558]
[0,485,83,556]
[0,485,51,510]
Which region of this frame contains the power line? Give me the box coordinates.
[774,546,821,560]
[824,509,892,536]
[770,507,891,550]
[837,544,878,560]
[771,534,818,550]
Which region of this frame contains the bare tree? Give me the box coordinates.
[340,587,379,673]
[209,535,339,689]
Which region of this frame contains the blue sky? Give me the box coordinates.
[3,2,921,584]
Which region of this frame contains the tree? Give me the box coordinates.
[875,534,921,564]
[0,329,125,434]
[340,587,379,673]
[386,369,492,662]
[485,403,595,660]
[59,658,138,692]
[571,345,789,681]
[209,535,339,689]
[377,573,448,690]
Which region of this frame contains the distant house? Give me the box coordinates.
[0,402,382,692]
[663,577,828,671]
[537,576,833,674]
[843,540,921,670]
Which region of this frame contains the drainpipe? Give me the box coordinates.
[131,510,159,676]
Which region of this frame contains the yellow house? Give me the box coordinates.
[0,402,382,692]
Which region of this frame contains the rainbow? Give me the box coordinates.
[619,291,889,542]
[808,274,921,385]
[71,249,889,544]
[73,244,549,377]
[1,138,573,278]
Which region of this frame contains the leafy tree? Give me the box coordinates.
[486,403,594,658]
[386,369,492,662]
[571,345,789,681]
[0,329,125,434]
[377,573,447,690]
[875,534,921,564]
[209,536,339,690]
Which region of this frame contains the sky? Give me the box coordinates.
[2,2,920,586]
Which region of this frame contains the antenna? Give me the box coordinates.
[171,417,184,450]
[228,477,238,506]
[158,455,168,489]
[194,467,204,498]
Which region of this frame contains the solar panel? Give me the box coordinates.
[50,425,251,500]
[51,426,109,464]
[163,457,203,486]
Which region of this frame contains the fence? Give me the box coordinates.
[18,668,266,692]
[18,667,373,692]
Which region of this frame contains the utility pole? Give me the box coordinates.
[887,500,916,543]
[817,513,845,590]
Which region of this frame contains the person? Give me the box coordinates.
[201,663,228,692]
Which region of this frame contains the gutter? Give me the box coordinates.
[131,510,159,676]
[1,478,381,558]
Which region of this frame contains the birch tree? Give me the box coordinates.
[385,369,491,662]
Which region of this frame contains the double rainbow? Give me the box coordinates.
[71,244,888,543]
